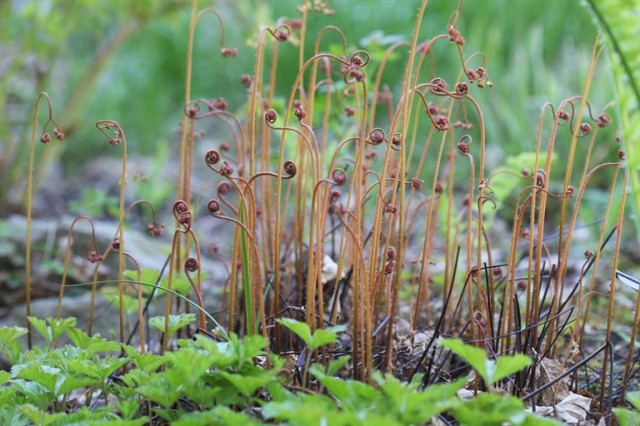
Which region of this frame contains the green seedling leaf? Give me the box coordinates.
[326,355,351,376]
[310,325,347,350]
[277,318,312,346]
[182,381,221,407]
[101,291,139,315]
[150,313,196,338]
[0,371,11,386]
[165,348,214,385]
[117,398,141,421]
[136,370,183,408]
[27,317,52,343]
[493,353,533,384]
[438,338,531,386]
[277,318,345,350]
[310,364,383,412]
[263,393,355,426]
[68,356,127,382]
[14,362,89,397]
[18,404,66,426]
[14,364,59,394]
[9,380,49,408]
[0,332,24,364]
[375,373,465,423]
[0,326,28,346]
[615,408,640,426]
[173,406,261,426]
[124,268,159,294]
[122,344,167,371]
[0,406,29,426]
[66,328,120,353]
[218,370,274,397]
[451,392,560,426]
[615,391,640,426]
[27,317,76,344]
[627,391,640,410]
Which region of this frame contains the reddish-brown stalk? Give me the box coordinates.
[95,120,128,344]
[25,92,64,349]
[55,216,100,347]
[599,171,628,406]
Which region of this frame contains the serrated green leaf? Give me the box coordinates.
[18,404,67,426]
[15,363,59,393]
[0,326,28,346]
[66,328,120,353]
[615,407,640,426]
[27,317,52,342]
[277,318,313,347]
[493,354,532,383]
[101,291,139,315]
[438,338,530,386]
[0,371,11,386]
[627,391,640,411]
[309,325,346,350]
[438,338,490,382]
[149,313,196,337]
[326,355,351,376]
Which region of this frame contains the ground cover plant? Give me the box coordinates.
[2,0,640,424]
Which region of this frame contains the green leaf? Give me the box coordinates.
[17,404,67,426]
[309,325,346,350]
[218,371,273,397]
[438,338,531,386]
[0,339,23,365]
[277,318,345,350]
[628,391,640,411]
[0,406,29,426]
[173,406,262,426]
[124,268,159,295]
[67,356,127,382]
[451,393,560,426]
[493,353,532,384]
[277,318,313,347]
[326,355,351,376]
[101,291,139,315]
[263,393,355,426]
[165,347,213,385]
[0,326,28,345]
[27,317,76,343]
[615,391,640,426]
[0,371,11,386]
[136,370,183,407]
[122,345,166,372]
[15,363,59,393]
[149,313,196,337]
[27,317,52,343]
[66,328,120,353]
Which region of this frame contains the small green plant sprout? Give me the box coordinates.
[277,317,345,351]
[150,313,196,342]
[27,317,77,348]
[0,326,28,365]
[277,317,346,383]
[438,339,560,426]
[438,338,532,388]
[451,392,560,426]
[615,391,640,426]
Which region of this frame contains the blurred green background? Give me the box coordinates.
[0,0,612,216]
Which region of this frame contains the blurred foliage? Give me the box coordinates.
[0,0,613,215]
[585,0,640,234]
